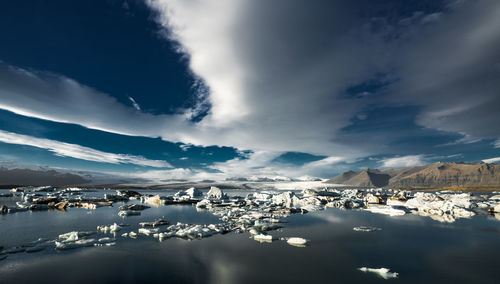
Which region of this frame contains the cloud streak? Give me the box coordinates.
[482,157,500,164]
[0,130,172,168]
[128,96,141,111]
[380,155,426,168]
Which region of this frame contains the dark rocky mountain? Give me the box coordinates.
[326,162,500,188]
[0,167,89,186]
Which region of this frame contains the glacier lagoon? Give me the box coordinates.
[1,187,500,284]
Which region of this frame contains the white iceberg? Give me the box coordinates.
[286,237,309,247]
[358,267,399,279]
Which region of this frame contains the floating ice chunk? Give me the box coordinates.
[353,226,382,232]
[286,237,309,247]
[119,204,150,211]
[272,192,295,207]
[144,195,161,207]
[248,227,261,236]
[185,187,203,198]
[175,225,214,239]
[358,267,398,279]
[365,205,406,216]
[207,187,225,199]
[139,228,160,236]
[489,195,500,200]
[118,210,141,217]
[55,239,95,250]
[492,203,500,213]
[97,223,121,233]
[252,192,273,201]
[16,201,30,208]
[58,231,95,242]
[97,237,116,244]
[196,199,210,209]
[365,193,383,204]
[55,200,69,210]
[139,219,169,227]
[254,234,273,243]
[157,232,175,241]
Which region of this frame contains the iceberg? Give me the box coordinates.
[358,267,398,279]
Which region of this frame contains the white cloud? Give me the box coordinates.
[2,0,499,178]
[389,1,500,140]
[0,130,171,168]
[482,157,500,164]
[0,61,363,158]
[494,139,500,148]
[142,0,379,156]
[380,155,426,168]
[128,96,141,111]
[306,156,344,168]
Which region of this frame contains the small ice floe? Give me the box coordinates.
[119,204,150,211]
[489,194,500,200]
[58,231,95,242]
[175,224,215,239]
[207,186,225,199]
[56,231,96,250]
[492,203,500,213]
[253,234,273,243]
[353,226,382,232]
[55,239,95,250]
[144,195,161,207]
[116,190,141,198]
[94,237,116,246]
[138,228,160,236]
[358,267,398,279]
[365,205,406,216]
[121,232,138,238]
[139,219,169,228]
[16,201,30,208]
[286,237,309,247]
[55,200,69,210]
[365,193,383,204]
[184,187,203,198]
[97,223,121,233]
[118,210,141,217]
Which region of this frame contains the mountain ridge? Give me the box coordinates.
[326,162,500,188]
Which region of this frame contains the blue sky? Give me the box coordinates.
[0,0,499,181]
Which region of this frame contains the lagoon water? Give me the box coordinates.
[1,189,500,284]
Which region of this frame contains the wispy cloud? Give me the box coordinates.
[0,130,171,168]
[128,96,141,111]
[380,155,426,168]
[482,157,500,164]
[494,139,500,148]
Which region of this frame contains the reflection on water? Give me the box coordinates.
[1,189,500,284]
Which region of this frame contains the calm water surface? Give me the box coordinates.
[1,189,500,284]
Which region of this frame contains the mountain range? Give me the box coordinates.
[327,162,500,188]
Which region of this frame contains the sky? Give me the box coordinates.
[0,0,499,182]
